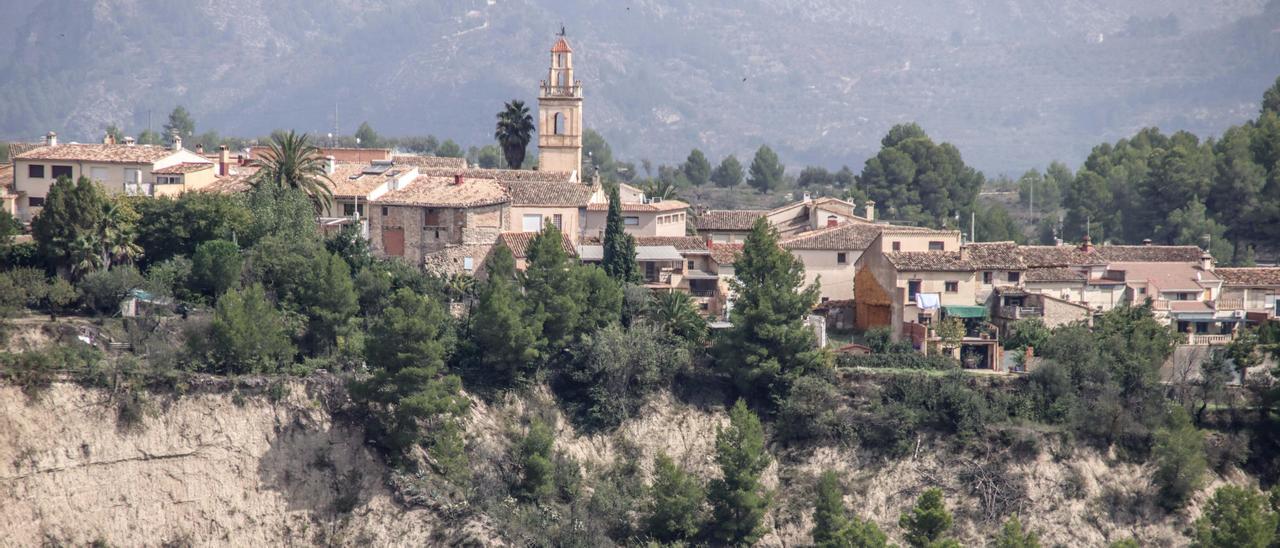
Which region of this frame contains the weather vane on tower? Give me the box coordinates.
[558,23,566,37]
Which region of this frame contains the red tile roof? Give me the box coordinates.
[152,162,214,175]
[375,175,509,208]
[15,144,177,164]
[709,243,743,265]
[586,199,689,212]
[885,251,975,272]
[551,37,573,53]
[1024,267,1085,282]
[1214,267,1280,287]
[961,242,1026,270]
[634,236,708,252]
[694,210,768,231]
[498,231,576,258]
[502,181,594,207]
[781,223,940,251]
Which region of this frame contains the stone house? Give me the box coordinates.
[369,174,510,267]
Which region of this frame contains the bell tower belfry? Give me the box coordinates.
[537,30,584,176]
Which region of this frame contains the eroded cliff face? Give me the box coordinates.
[0,378,470,546]
[0,379,1230,547]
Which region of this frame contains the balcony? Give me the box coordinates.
[1216,298,1245,310]
[539,81,582,98]
[996,305,1042,320]
[1188,333,1233,346]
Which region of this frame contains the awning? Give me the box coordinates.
[684,270,719,280]
[636,245,684,261]
[943,305,987,319]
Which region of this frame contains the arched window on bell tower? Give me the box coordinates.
[553,112,565,135]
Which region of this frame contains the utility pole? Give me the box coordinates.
[971,210,976,242]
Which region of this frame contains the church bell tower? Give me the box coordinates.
[537,31,584,176]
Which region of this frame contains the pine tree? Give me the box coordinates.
[469,245,540,385]
[712,155,744,187]
[208,283,295,374]
[517,418,556,501]
[163,105,195,143]
[994,515,1041,548]
[813,471,851,547]
[647,452,705,542]
[748,144,785,194]
[354,121,380,148]
[899,488,953,548]
[708,399,772,546]
[191,239,242,299]
[296,251,359,356]
[713,218,827,404]
[601,185,639,283]
[685,148,712,186]
[523,222,584,352]
[352,288,467,455]
[1192,485,1277,548]
[31,176,108,277]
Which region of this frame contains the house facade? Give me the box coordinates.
[12,132,215,220]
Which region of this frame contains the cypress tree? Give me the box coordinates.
[601,184,639,283]
[708,399,772,546]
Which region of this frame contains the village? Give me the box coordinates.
[3,34,1278,378]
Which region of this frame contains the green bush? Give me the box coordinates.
[203,283,295,374]
[778,373,854,445]
[647,452,705,542]
[1192,485,1277,548]
[1152,407,1207,510]
[516,418,556,502]
[899,488,954,548]
[77,265,145,315]
[837,352,959,370]
[560,322,689,431]
[864,326,892,353]
[191,239,242,298]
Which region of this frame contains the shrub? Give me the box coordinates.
[190,239,242,298]
[899,488,954,548]
[837,353,959,370]
[647,452,704,542]
[1003,318,1050,351]
[993,515,1040,548]
[1152,407,1206,510]
[560,322,688,430]
[204,283,295,374]
[145,256,194,302]
[1191,485,1277,548]
[516,418,556,502]
[77,265,145,315]
[864,326,892,353]
[778,373,853,445]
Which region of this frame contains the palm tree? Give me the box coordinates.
[650,291,707,345]
[98,199,141,268]
[641,178,679,201]
[252,130,334,212]
[495,100,535,169]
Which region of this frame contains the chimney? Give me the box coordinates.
[1201,251,1214,272]
[1080,234,1094,252]
[453,173,464,185]
[325,155,336,175]
[103,131,115,145]
[1142,238,1152,246]
[123,136,136,146]
[218,145,230,176]
[45,131,57,146]
[864,200,876,222]
[171,132,182,151]
[195,143,205,155]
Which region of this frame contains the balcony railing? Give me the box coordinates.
[1216,299,1245,310]
[125,183,153,197]
[689,289,717,298]
[539,82,582,98]
[1188,333,1233,346]
[997,305,1042,319]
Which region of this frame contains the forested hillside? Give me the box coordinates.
[2,0,1279,173]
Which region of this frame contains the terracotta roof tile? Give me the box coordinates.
[15,144,177,164]
[781,223,941,251]
[961,241,1025,270]
[709,243,743,265]
[420,167,575,183]
[152,162,214,175]
[1098,245,1206,263]
[391,155,467,170]
[694,210,768,231]
[199,166,261,194]
[501,181,594,207]
[1024,267,1085,282]
[586,199,688,212]
[375,175,509,207]
[551,37,573,53]
[498,231,576,258]
[1212,267,1280,287]
[325,162,410,197]
[885,251,975,272]
[634,236,708,252]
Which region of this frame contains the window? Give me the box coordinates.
[945,281,959,293]
[821,297,830,303]
[918,314,932,325]
[89,167,108,182]
[908,280,921,302]
[343,203,366,217]
[688,260,695,271]
[424,208,442,226]
[50,165,73,179]
[124,168,141,185]
[836,252,847,264]
[892,241,901,252]
[522,214,543,232]
[381,206,388,216]
[28,197,45,207]
[463,257,474,272]
[27,164,44,178]
[553,112,565,135]
[552,214,563,229]
[1007,272,1021,283]
[624,216,639,226]
[928,241,945,251]
[982,272,993,284]
[1138,287,1147,295]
